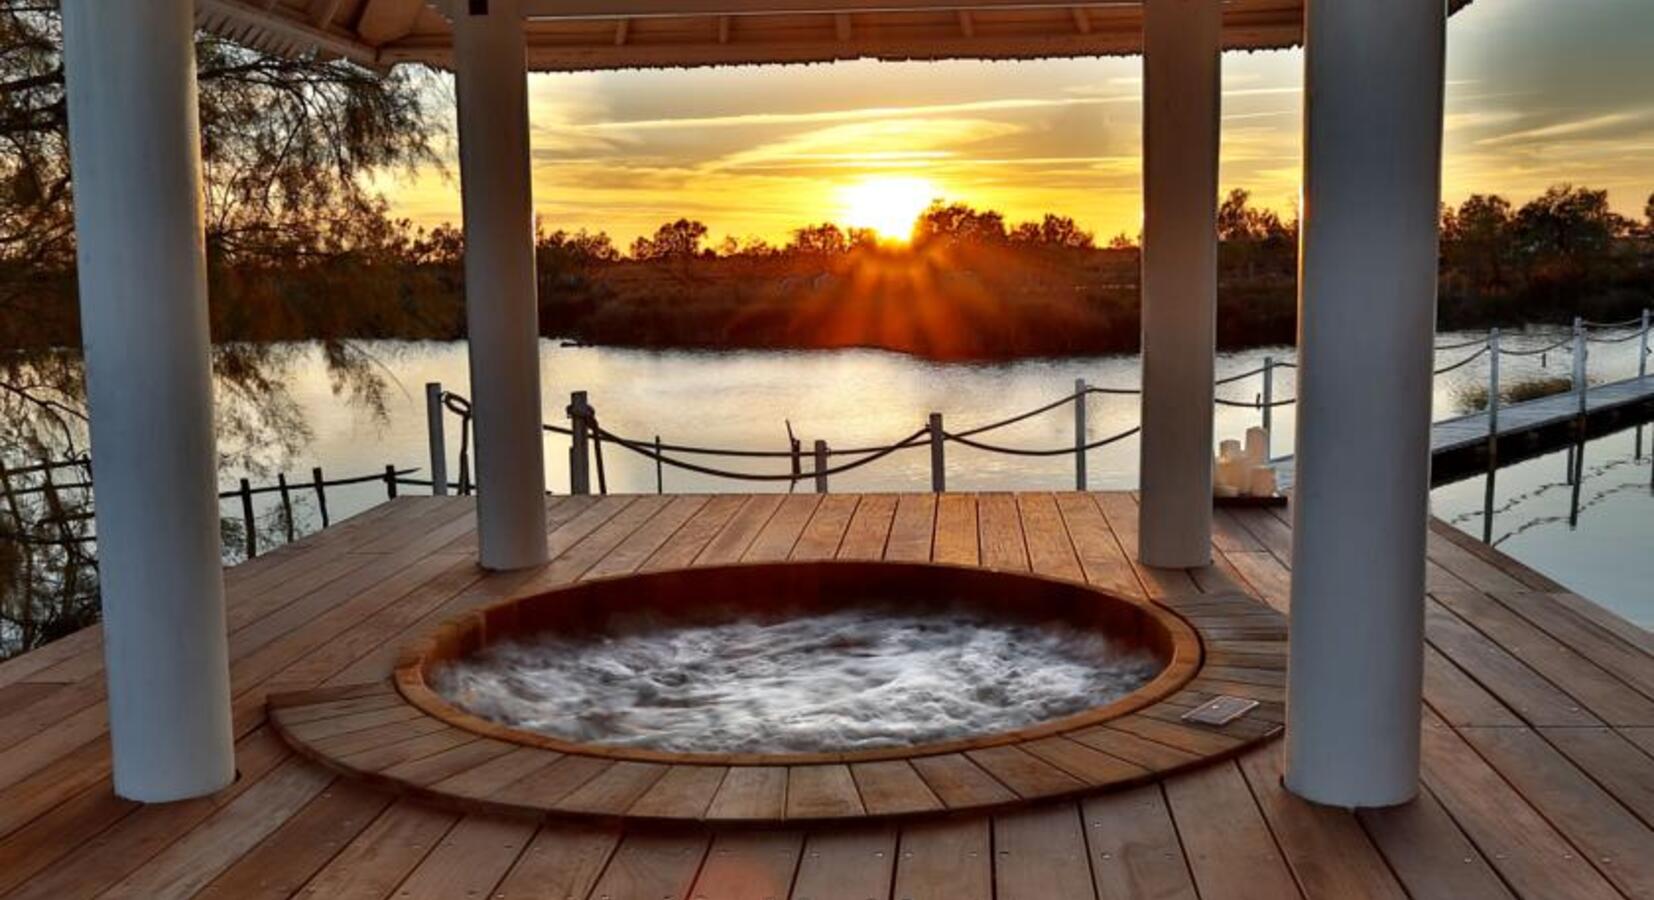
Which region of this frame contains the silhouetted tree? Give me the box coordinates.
[1009,214,1094,249]
[631,219,710,259]
[914,202,1007,246]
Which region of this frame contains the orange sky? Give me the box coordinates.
[377,0,1654,246]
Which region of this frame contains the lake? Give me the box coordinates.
[230,326,1652,627]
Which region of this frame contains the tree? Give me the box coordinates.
[630,219,709,260]
[1514,185,1627,262]
[1441,194,1514,296]
[914,202,1007,246]
[1009,214,1094,249]
[789,223,851,255]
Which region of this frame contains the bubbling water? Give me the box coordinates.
[430,607,1162,754]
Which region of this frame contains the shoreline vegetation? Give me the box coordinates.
[5,186,1653,362]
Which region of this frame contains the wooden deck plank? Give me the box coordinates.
[1019,492,1084,581]
[932,492,979,566]
[1236,746,1409,899]
[585,830,709,900]
[848,759,944,815]
[790,825,898,900]
[193,779,394,900]
[1434,589,1654,725]
[491,823,620,900]
[1418,713,1622,900]
[1096,493,1197,597]
[1492,591,1654,699]
[98,758,334,899]
[977,492,1030,571]
[909,753,1017,809]
[993,803,1097,900]
[640,494,747,572]
[837,492,897,560]
[791,493,860,561]
[1358,783,1515,900]
[891,817,992,900]
[884,492,937,562]
[705,766,788,821]
[1162,762,1301,900]
[786,764,865,819]
[1054,491,1143,598]
[1,728,291,900]
[627,765,728,820]
[1424,599,1603,727]
[391,814,537,899]
[1459,725,1654,897]
[1539,727,1654,825]
[689,830,803,900]
[1082,785,1198,900]
[581,494,709,579]
[743,493,823,562]
[297,802,459,898]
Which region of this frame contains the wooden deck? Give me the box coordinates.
[2,492,1653,898]
[1274,373,1654,488]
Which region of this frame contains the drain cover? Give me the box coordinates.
[1181,695,1259,726]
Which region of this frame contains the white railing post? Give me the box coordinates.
[929,413,946,493]
[1074,379,1088,491]
[1636,309,1649,460]
[1261,356,1274,460]
[1568,317,1584,483]
[1484,328,1501,543]
[568,390,592,495]
[814,440,829,493]
[1488,329,1501,439]
[425,382,448,496]
[1640,309,1650,382]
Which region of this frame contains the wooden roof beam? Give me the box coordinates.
[521,0,1127,19]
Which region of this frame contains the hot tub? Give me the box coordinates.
[396,561,1200,765]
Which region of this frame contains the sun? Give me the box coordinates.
[837,177,938,242]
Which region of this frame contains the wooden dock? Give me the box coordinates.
[2,492,1653,898]
[1274,374,1654,489]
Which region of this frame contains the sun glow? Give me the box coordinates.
[837,177,939,242]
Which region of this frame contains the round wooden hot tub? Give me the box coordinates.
[397,561,1200,765]
[268,561,1287,824]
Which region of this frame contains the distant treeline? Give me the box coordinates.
[4,186,1652,360]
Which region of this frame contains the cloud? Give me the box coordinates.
[1476,110,1651,146]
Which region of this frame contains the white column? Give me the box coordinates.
[1286,0,1446,807]
[455,0,549,569]
[60,0,234,801]
[1137,0,1220,568]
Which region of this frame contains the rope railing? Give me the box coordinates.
[427,314,1654,496]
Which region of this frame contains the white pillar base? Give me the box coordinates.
[62,0,235,801]
[1137,0,1220,569]
[1285,0,1447,808]
[454,0,550,570]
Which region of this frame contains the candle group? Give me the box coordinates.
[1214,427,1278,498]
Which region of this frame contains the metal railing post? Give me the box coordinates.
[311,466,330,528]
[1567,317,1583,484]
[425,382,448,496]
[1074,379,1088,491]
[276,473,295,543]
[654,435,664,494]
[1637,309,1649,460]
[239,477,257,559]
[384,464,398,499]
[568,390,592,495]
[813,440,829,493]
[1484,329,1500,543]
[1261,356,1274,460]
[929,413,946,493]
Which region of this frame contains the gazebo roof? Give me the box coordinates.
[196,0,1474,72]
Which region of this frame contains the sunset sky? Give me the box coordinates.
[381,0,1653,246]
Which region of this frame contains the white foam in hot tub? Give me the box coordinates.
[430,608,1162,754]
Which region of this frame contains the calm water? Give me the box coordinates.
[233,328,1651,625]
